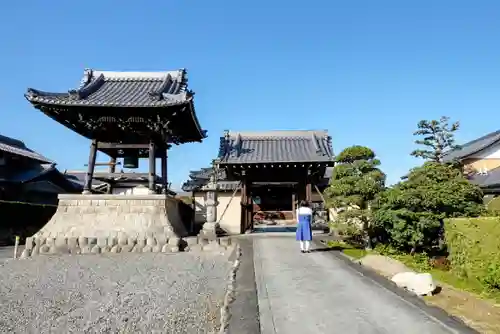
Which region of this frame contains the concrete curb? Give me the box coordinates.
[315,238,479,334]
[218,243,242,334]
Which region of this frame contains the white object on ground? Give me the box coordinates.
[391,272,436,296]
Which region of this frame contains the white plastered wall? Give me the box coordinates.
[111,185,150,195]
[192,191,242,235]
[216,192,242,235]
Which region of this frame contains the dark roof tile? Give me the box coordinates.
[443,129,500,162]
[216,130,334,164]
[25,69,192,108]
[0,134,53,163]
[469,166,500,188]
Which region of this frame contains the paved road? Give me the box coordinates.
[253,236,473,334]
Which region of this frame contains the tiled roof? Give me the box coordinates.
[0,134,53,163]
[25,69,193,108]
[216,130,334,164]
[469,166,500,188]
[443,129,500,162]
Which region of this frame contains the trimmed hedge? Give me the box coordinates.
[445,217,500,290]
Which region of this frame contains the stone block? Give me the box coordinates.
[48,246,58,254]
[34,237,45,246]
[121,245,133,253]
[55,237,67,248]
[56,245,70,254]
[20,249,30,259]
[25,237,35,250]
[91,245,101,254]
[81,246,92,254]
[136,236,146,247]
[155,234,168,247]
[170,246,180,253]
[78,237,88,247]
[97,237,108,248]
[110,245,121,253]
[127,237,137,247]
[142,245,153,253]
[40,245,50,254]
[118,235,128,246]
[31,245,40,255]
[152,245,162,253]
[101,246,111,253]
[161,244,171,253]
[107,237,117,247]
[132,245,143,253]
[68,237,78,249]
[146,237,156,247]
[391,272,436,296]
[168,237,180,247]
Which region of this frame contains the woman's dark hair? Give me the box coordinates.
[299,200,310,207]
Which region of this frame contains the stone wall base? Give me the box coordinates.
[20,234,234,258]
[34,194,188,239]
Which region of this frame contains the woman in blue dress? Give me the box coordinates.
[296,200,313,253]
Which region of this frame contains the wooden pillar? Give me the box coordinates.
[148,141,156,193]
[306,170,312,203]
[161,149,168,194]
[240,178,247,234]
[246,180,253,231]
[292,192,296,220]
[109,157,116,173]
[83,139,98,194]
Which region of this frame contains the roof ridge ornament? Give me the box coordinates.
[80,68,93,89]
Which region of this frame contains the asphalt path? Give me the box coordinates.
[246,235,476,334]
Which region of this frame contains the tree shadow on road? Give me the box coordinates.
[310,246,344,252]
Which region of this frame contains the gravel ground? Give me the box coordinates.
[0,251,233,334]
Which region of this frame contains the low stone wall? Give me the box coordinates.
[20,234,233,258]
[34,194,188,239]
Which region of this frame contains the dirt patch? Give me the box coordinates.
[358,254,500,334]
[424,283,500,334]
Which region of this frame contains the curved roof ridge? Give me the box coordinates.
[443,129,500,161]
[228,130,329,138]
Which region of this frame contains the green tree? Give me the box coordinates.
[411,116,460,163]
[325,146,386,249]
[372,162,484,254]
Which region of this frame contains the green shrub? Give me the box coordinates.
[445,217,500,291]
[373,162,484,254]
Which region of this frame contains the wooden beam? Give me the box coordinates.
[148,141,156,193]
[98,143,150,149]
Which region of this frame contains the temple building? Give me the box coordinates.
[0,134,82,245]
[182,130,334,234]
[25,67,206,239]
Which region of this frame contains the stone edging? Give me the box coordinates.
[218,244,242,334]
[20,235,233,258]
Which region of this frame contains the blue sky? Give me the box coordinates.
[2,1,500,189]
